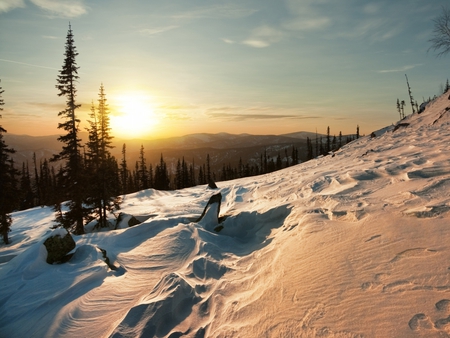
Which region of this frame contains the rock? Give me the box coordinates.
[208,179,218,189]
[128,216,141,227]
[43,229,76,264]
[196,192,222,223]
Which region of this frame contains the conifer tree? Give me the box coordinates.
[138,144,149,190]
[206,154,212,183]
[182,157,189,188]
[315,130,319,157]
[306,137,313,160]
[120,144,128,194]
[52,24,86,234]
[326,126,331,153]
[0,80,18,244]
[175,158,182,189]
[154,154,170,190]
[190,159,196,187]
[405,74,415,115]
[198,165,205,185]
[148,164,153,189]
[85,85,121,228]
[20,162,34,210]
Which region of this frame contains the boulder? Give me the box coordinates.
[196,192,222,223]
[128,216,141,227]
[208,179,218,189]
[43,229,76,264]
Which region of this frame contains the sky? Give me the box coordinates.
[0,0,449,140]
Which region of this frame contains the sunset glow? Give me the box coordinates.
[110,93,159,139]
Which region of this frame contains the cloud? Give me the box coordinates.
[377,64,422,73]
[283,16,331,31]
[242,25,284,48]
[336,17,404,42]
[30,0,87,18]
[170,4,257,20]
[26,102,64,110]
[0,58,58,70]
[282,0,332,32]
[206,107,322,121]
[363,3,381,15]
[162,112,191,121]
[139,25,179,36]
[222,38,235,44]
[0,0,25,13]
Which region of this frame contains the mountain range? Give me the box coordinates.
[5,131,325,173]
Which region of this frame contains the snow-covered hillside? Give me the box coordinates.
[1,94,450,337]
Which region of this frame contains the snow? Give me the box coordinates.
[1,93,450,337]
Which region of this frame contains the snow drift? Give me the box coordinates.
[1,93,450,337]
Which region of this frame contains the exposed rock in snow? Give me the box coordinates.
[43,229,75,264]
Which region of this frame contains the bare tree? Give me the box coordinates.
[429,6,450,57]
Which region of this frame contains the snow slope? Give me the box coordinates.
[1,94,450,337]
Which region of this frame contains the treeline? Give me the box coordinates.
[12,126,358,213]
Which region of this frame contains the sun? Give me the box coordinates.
[110,93,160,139]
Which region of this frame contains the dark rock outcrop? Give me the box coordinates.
[196,192,222,223]
[43,231,76,264]
[208,179,218,189]
[128,216,141,227]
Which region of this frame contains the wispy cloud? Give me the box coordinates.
[0,0,25,13]
[30,0,88,18]
[206,107,322,121]
[170,4,257,20]
[0,58,58,70]
[378,64,422,73]
[363,3,381,15]
[283,17,331,31]
[139,25,179,36]
[283,0,332,32]
[222,38,235,44]
[242,25,284,48]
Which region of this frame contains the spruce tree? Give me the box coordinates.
[20,162,34,210]
[0,80,18,244]
[85,85,121,228]
[138,144,149,190]
[52,24,86,234]
[306,137,313,160]
[326,126,331,153]
[405,74,415,115]
[154,154,170,190]
[206,154,211,183]
[120,143,128,194]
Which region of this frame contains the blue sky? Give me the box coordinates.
[0,0,449,139]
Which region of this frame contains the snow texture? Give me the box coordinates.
[1,93,450,337]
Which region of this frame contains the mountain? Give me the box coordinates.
[4,131,325,174]
[2,93,449,336]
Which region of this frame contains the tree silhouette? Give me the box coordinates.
[0,80,19,244]
[52,24,86,234]
[429,6,450,57]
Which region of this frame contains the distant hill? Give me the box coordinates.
[4,131,326,174]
